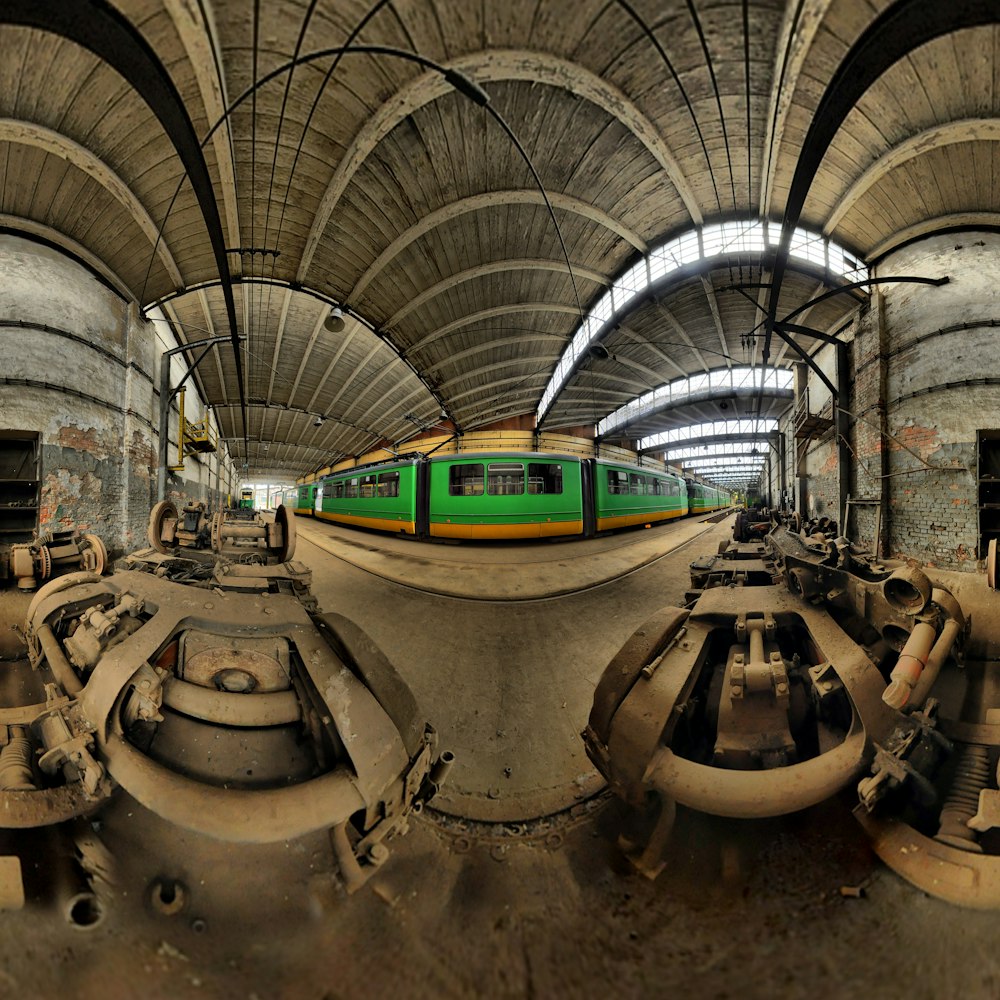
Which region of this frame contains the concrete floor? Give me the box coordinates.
[1,515,999,999]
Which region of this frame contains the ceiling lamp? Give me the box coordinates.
[324,306,346,333]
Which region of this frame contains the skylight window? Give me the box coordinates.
[537,218,863,427]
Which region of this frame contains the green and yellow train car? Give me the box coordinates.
[314,459,420,534]
[295,483,317,516]
[297,451,731,541]
[593,459,687,532]
[687,480,729,514]
[427,453,584,539]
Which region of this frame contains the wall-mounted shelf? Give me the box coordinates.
[0,432,40,543]
[977,430,1000,558]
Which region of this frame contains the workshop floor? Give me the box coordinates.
[1,516,999,1000]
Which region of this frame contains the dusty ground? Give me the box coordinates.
[1,518,999,999]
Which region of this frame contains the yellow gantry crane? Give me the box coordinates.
[168,387,218,472]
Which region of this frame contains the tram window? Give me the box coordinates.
[527,463,563,495]
[345,478,359,499]
[449,464,484,496]
[378,471,400,497]
[488,463,524,495]
[331,480,345,499]
[607,470,628,495]
[359,474,377,498]
[629,474,649,495]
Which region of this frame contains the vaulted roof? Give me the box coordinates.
[2,1,997,476]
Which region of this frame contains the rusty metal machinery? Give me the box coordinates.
[147,499,211,552]
[732,504,774,543]
[147,500,295,564]
[0,538,449,906]
[584,522,970,886]
[1,529,107,591]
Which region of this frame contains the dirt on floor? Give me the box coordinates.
[1,521,999,999]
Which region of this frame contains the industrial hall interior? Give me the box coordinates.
[3,0,1000,997]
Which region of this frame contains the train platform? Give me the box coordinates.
[294,509,734,601]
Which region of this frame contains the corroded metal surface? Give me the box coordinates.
[1,536,450,899]
[586,521,993,904]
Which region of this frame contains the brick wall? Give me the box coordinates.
[873,233,994,570]
[778,231,997,571]
[0,234,236,558]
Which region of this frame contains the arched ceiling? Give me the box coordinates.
[1,0,998,477]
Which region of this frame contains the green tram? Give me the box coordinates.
[428,454,583,539]
[295,483,317,516]
[295,452,731,541]
[313,459,420,534]
[594,460,687,532]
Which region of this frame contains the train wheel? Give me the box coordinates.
[272,504,297,562]
[211,511,226,553]
[148,501,178,552]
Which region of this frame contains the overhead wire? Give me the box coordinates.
[613,0,723,217]
[249,0,260,412]
[256,0,323,420]
[609,0,739,424]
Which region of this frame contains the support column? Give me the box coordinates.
[837,341,851,534]
[793,362,808,515]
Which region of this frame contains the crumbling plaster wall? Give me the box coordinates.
[871,232,999,569]
[0,233,234,557]
[786,231,998,571]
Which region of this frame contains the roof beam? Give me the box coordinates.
[653,299,711,373]
[346,191,645,307]
[299,47,702,281]
[406,302,579,357]
[162,0,241,253]
[383,258,607,331]
[0,118,182,287]
[265,289,293,405]
[700,275,732,368]
[759,0,834,217]
[825,118,1000,236]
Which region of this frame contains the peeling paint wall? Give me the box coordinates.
[871,233,992,569]
[0,234,236,558]
[781,231,996,571]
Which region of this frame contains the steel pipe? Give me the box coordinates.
[36,624,83,697]
[882,621,936,710]
[98,729,366,844]
[161,677,301,728]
